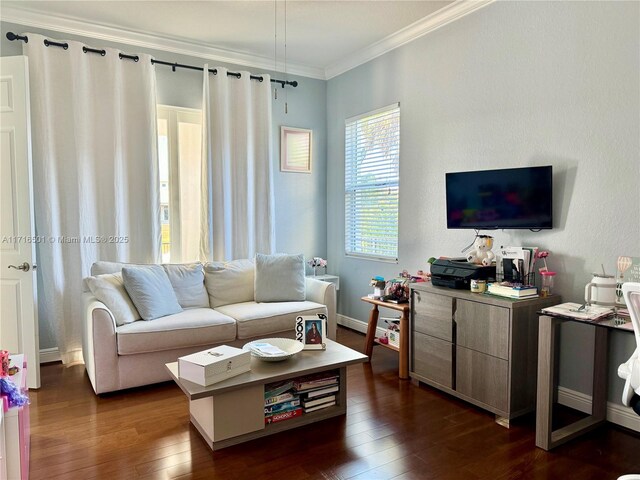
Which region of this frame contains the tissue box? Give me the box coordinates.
[178,345,250,386]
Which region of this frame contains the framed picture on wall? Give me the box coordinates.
[281,126,312,173]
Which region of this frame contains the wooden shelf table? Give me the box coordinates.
[361,296,410,379]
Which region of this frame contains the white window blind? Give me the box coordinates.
[345,104,400,261]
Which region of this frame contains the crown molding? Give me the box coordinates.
[324,0,495,80]
[1,6,326,80]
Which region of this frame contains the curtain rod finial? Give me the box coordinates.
[6,32,28,43]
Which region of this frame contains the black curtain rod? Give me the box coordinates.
[6,32,298,88]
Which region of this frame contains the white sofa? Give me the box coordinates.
[82,259,336,394]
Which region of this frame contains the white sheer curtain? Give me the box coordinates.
[200,65,275,261]
[24,34,161,364]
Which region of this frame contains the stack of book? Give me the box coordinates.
[264,380,302,424]
[293,372,339,414]
[487,282,538,299]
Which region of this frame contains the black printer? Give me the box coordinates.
[430,258,496,289]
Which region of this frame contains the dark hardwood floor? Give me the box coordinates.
[30,327,640,479]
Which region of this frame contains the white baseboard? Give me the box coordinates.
[39,347,61,364]
[337,314,387,338]
[557,386,640,432]
[338,314,640,433]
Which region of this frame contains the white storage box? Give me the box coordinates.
[178,345,251,386]
[382,317,401,348]
[387,328,400,348]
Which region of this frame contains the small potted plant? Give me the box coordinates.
[308,257,327,276]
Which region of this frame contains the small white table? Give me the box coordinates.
[307,274,340,291]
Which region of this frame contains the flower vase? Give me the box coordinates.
[313,267,317,277]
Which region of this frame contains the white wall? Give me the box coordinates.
[326,1,639,402]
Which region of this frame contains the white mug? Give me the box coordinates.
[584,274,617,306]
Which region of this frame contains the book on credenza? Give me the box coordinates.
[487,282,538,299]
[541,302,614,321]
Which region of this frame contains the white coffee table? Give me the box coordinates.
[166,338,367,451]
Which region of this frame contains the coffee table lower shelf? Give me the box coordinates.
[188,366,347,451]
[166,339,367,451]
[192,399,346,451]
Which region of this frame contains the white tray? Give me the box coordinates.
[242,338,304,362]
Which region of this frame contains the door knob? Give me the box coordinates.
[7,262,31,272]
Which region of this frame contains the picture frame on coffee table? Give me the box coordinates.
[295,314,327,350]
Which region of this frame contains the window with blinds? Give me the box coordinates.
[345,104,400,261]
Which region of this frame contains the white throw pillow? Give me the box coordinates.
[85,272,141,326]
[254,253,306,303]
[91,261,129,276]
[122,265,183,320]
[163,263,209,308]
[204,259,255,308]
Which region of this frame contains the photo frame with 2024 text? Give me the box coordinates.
[295,314,327,350]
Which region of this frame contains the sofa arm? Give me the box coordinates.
[305,277,337,340]
[82,293,119,394]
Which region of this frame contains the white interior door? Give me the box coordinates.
[0,56,40,389]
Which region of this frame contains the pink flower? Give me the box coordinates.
[536,251,549,259]
[308,257,327,268]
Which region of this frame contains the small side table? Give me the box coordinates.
[361,296,410,379]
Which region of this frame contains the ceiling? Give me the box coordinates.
[1,1,491,79]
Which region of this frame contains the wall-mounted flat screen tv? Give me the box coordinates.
[446,165,553,229]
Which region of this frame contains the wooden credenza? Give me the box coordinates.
[410,283,560,425]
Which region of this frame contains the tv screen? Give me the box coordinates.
[446,166,553,229]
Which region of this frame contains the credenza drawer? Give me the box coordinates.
[456,346,508,412]
[412,290,453,342]
[455,299,510,359]
[412,332,453,388]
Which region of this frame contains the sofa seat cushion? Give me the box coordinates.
[216,301,327,339]
[116,308,236,355]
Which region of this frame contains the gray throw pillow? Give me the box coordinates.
[122,265,182,320]
[254,253,306,303]
[162,263,209,308]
